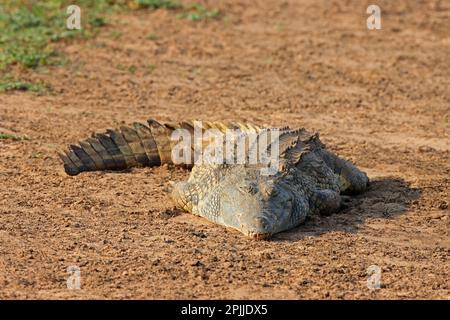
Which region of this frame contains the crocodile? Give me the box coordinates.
[59,118,369,239]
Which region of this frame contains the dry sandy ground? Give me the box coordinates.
[0,0,449,299]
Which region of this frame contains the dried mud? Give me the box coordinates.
[0,0,449,299]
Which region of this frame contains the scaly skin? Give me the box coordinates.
[60,119,369,239]
[171,133,369,239]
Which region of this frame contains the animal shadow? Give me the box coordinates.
[272,177,421,241]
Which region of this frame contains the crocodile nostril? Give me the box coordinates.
[254,217,270,231]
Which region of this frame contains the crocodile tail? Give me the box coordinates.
[59,118,262,176]
[59,119,178,176]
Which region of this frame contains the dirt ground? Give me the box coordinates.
[0,0,449,299]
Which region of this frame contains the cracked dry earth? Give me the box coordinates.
[0,0,449,299]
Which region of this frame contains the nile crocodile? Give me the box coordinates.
[59,118,369,239]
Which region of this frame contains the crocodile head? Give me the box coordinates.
[173,164,309,240]
[215,165,309,239]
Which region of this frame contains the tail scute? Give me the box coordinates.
[86,137,117,170]
[120,126,150,166]
[95,133,127,169]
[60,120,166,175]
[132,122,161,166]
[147,119,173,164]
[59,118,263,175]
[106,129,139,167]
[79,141,105,170]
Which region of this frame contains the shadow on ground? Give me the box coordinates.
[273,177,421,241]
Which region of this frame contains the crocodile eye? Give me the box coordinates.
[238,183,257,195]
[271,187,279,196]
[259,181,277,197]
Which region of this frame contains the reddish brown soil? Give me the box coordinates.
[0,0,449,299]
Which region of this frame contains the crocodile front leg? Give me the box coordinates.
[171,181,197,213]
[319,149,369,194]
[310,189,342,216]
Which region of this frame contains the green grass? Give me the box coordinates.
[0,0,118,91]
[0,1,118,70]
[0,1,221,91]
[110,30,123,39]
[191,67,201,77]
[135,0,181,9]
[177,3,221,21]
[0,74,47,92]
[0,132,24,140]
[146,32,160,41]
[128,65,137,74]
[0,1,221,71]
[146,64,157,74]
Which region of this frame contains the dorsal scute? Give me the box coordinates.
[247,128,323,171]
[60,118,266,175]
[279,129,322,167]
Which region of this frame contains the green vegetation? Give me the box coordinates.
[177,3,221,21]
[191,67,201,77]
[128,65,137,74]
[110,30,122,39]
[0,132,24,140]
[0,0,221,70]
[146,32,160,41]
[0,74,47,92]
[0,1,221,91]
[0,0,116,91]
[88,15,107,28]
[134,0,180,9]
[0,1,117,70]
[146,64,157,74]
